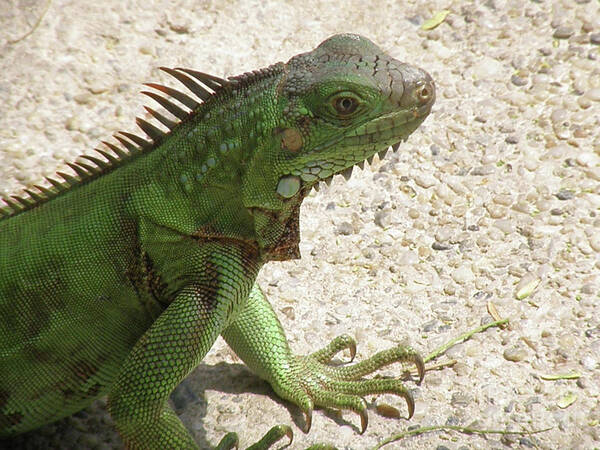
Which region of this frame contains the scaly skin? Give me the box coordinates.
[0,34,434,448]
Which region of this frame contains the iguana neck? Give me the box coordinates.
[128,63,303,261]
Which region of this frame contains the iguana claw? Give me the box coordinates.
[359,408,368,434]
[415,353,425,385]
[303,408,313,433]
[404,390,415,419]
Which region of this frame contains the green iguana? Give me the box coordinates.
[0,34,435,449]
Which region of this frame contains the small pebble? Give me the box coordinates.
[588,234,600,252]
[581,355,597,370]
[432,241,452,251]
[88,83,109,95]
[471,165,494,176]
[374,210,392,228]
[584,88,600,101]
[414,174,437,189]
[503,347,528,362]
[445,416,461,426]
[576,152,599,167]
[451,264,475,284]
[73,93,93,105]
[555,189,575,200]
[335,222,353,235]
[511,74,528,86]
[519,437,536,448]
[435,227,453,242]
[553,26,574,39]
[486,203,507,219]
[493,219,513,234]
[397,249,418,265]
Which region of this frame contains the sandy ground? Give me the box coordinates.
[1,0,599,449]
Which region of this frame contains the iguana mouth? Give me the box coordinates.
[290,102,433,191]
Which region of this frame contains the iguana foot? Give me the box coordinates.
[272,334,424,433]
[216,425,293,450]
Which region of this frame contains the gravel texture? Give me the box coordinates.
[1,1,599,449]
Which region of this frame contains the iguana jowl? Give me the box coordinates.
[0,34,435,448]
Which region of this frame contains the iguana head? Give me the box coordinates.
[242,33,434,210]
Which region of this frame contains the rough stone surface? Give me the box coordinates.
[1,1,599,449]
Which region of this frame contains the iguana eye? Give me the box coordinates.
[332,96,359,116]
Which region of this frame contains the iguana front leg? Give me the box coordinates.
[107,242,258,449]
[222,284,424,435]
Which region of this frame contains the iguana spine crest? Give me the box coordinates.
[0,65,280,220]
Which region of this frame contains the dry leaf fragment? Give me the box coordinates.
[540,371,581,381]
[422,10,450,30]
[557,393,577,409]
[515,273,541,300]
